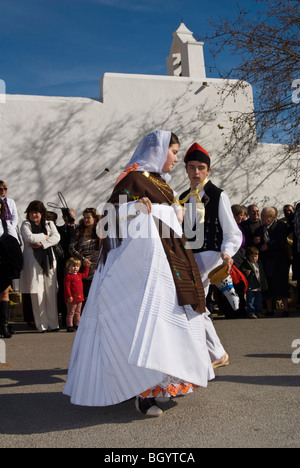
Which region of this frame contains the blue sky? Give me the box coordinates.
[0,0,261,98]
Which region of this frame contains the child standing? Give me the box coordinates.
[64,257,89,332]
[241,246,268,319]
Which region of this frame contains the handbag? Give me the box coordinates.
[46,222,65,261]
[53,242,64,261]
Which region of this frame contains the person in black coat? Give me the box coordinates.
[240,204,264,249]
[57,209,76,327]
[0,199,23,338]
[260,207,290,317]
[294,204,300,309]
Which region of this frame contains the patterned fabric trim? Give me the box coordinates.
[139,375,199,399]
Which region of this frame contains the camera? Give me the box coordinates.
[61,208,75,224]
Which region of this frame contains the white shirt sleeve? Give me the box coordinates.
[218,191,242,257]
[7,222,19,240]
[21,220,47,245]
[40,221,61,249]
[7,198,18,229]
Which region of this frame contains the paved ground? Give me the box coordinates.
[0,312,300,449]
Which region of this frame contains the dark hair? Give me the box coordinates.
[82,207,100,219]
[169,133,180,146]
[0,198,6,220]
[77,207,101,237]
[247,204,259,214]
[25,200,47,221]
[46,211,58,223]
[246,246,259,258]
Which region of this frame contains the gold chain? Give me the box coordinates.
[142,171,177,205]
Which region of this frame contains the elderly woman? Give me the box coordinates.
[0,199,20,338]
[260,207,290,317]
[20,201,61,332]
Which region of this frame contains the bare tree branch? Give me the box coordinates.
[204,0,300,156]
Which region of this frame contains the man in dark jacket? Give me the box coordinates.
[260,207,289,317]
[240,204,264,249]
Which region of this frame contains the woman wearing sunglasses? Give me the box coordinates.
[0,181,18,230]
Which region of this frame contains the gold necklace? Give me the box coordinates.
[142,171,177,205]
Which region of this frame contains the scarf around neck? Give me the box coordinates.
[30,220,54,276]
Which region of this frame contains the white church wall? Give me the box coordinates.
[1,71,298,226]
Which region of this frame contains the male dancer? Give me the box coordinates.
[180,143,242,368]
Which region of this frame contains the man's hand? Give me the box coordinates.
[221,253,234,274]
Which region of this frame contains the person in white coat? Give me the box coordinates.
[20,200,60,332]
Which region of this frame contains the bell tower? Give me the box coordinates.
[166,23,206,78]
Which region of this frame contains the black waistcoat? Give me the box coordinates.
[180,180,223,253]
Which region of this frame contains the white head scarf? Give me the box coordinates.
[128,130,172,182]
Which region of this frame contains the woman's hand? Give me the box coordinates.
[136,197,152,214]
[83,258,92,267]
[30,242,43,249]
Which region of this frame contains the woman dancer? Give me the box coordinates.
[64,130,215,416]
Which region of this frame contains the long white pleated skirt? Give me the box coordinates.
[63,206,214,407]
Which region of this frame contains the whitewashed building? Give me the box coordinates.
[0,23,298,223]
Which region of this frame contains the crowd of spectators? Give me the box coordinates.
[229,202,300,319]
[0,178,299,335]
[0,180,100,335]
